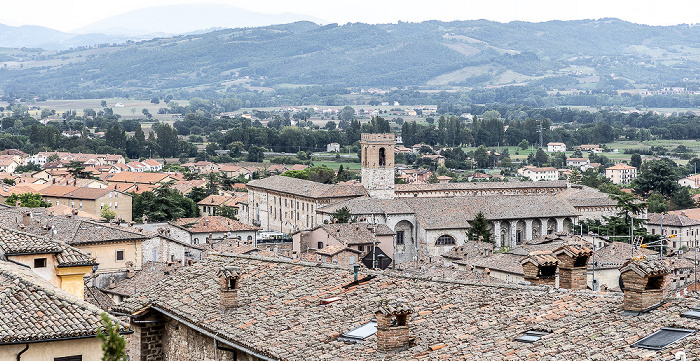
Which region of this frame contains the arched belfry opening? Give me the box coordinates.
[379,147,386,166]
[360,133,395,199]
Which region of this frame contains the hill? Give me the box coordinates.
[1,19,700,98]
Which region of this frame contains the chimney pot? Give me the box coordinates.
[218,266,241,310]
[375,299,414,352]
[619,259,669,312]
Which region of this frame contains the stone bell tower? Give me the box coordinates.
[360,133,395,199]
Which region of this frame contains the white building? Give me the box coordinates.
[518,166,559,181]
[547,142,566,152]
[326,143,341,153]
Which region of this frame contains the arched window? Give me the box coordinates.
[247,235,252,241]
[378,147,386,166]
[436,235,456,246]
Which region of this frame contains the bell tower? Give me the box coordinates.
[361,133,395,199]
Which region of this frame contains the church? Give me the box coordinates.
[240,133,614,264]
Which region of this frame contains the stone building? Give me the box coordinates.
[645,212,700,250]
[116,253,700,360]
[292,223,394,265]
[360,133,395,199]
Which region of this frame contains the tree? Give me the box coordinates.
[101,205,117,221]
[534,148,549,166]
[330,206,355,223]
[518,139,529,150]
[307,166,335,184]
[132,183,199,222]
[150,97,160,104]
[337,164,347,182]
[646,192,668,213]
[67,160,95,179]
[6,192,51,207]
[568,169,582,184]
[246,145,265,162]
[2,178,15,185]
[630,153,642,169]
[473,145,489,168]
[97,312,126,361]
[633,159,679,198]
[100,100,107,107]
[217,205,238,220]
[467,212,493,243]
[187,186,208,203]
[670,186,695,210]
[428,173,438,183]
[15,162,42,173]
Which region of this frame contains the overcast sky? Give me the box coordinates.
[2,0,698,32]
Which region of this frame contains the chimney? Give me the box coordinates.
[125,261,135,278]
[553,244,593,290]
[521,251,559,287]
[15,200,21,207]
[22,212,31,226]
[619,259,670,312]
[375,299,414,352]
[218,266,241,310]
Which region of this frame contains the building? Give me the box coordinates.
[0,261,129,361]
[39,185,133,221]
[326,142,341,152]
[361,133,395,199]
[240,175,367,234]
[168,216,260,246]
[517,166,558,181]
[547,142,566,152]
[605,163,637,184]
[198,194,238,216]
[116,254,700,361]
[0,225,97,300]
[679,174,700,189]
[645,212,700,250]
[577,144,604,153]
[293,223,395,265]
[566,157,589,168]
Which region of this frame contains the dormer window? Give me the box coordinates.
[228,277,237,290]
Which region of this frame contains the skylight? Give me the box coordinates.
[631,328,695,350]
[338,321,377,343]
[514,330,550,343]
[681,307,700,320]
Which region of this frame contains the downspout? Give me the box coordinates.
[16,343,29,361]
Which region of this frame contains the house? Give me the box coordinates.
[566,157,589,168]
[168,216,260,246]
[645,212,700,250]
[293,223,395,266]
[219,164,252,179]
[577,144,604,153]
[0,261,129,360]
[104,171,174,187]
[326,143,341,152]
[0,156,19,173]
[605,163,637,184]
[421,154,445,166]
[39,185,133,221]
[517,166,558,181]
[115,253,700,360]
[198,194,238,216]
[171,179,207,195]
[679,174,700,189]
[547,142,566,152]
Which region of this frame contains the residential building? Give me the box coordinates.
[326,142,341,152]
[39,185,133,221]
[168,216,260,246]
[566,157,589,168]
[547,142,566,152]
[0,261,128,361]
[103,171,174,187]
[116,254,699,360]
[293,223,394,265]
[605,163,637,184]
[679,174,700,189]
[577,144,604,153]
[517,166,558,181]
[198,194,238,216]
[645,212,700,250]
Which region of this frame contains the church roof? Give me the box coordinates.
[247,176,367,199]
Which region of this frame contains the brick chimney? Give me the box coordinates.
[125,261,135,278]
[521,251,559,287]
[553,244,592,290]
[375,299,414,352]
[619,259,670,312]
[22,212,31,226]
[218,266,241,310]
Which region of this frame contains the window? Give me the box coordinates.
[436,235,456,246]
[514,330,550,343]
[396,231,404,245]
[116,250,125,261]
[247,235,252,241]
[34,258,47,268]
[55,356,82,361]
[378,147,386,166]
[318,242,324,249]
[631,328,695,350]
[681,307,700,320]
[358,245,364,252]
[338,321,377,342]
[114,202,118,210]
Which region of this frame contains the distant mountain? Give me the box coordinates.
[0,23,136,50]
[73,3,327,36]
[2,19,700,97]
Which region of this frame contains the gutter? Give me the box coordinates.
[1,330,133,346]
[150,306,276,361]
[16,343,28,361]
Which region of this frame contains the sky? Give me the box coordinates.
[1,0,699,33]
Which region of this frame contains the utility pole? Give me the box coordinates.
[537,119,543,149]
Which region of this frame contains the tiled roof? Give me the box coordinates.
[592,241,656,269]
[197,194,235,207]
[84,283,115,311]
[64,187,115,200]
[317,197,414,215]
[606,163,635,170]
[318,223,394,245]
[395,180,569,193]
[171,216,260,233]
[115,254,700,360]
[314,244,361,257]
[106,172,171,184]
[555,186,618,207]
[247,176,367,199]
[0,261,127,344]
[620,259,670,277]
[55,242,98,267]
[104,262,169,297]
[442,241,494,260]
[647,212,700,227]
[0,226,63,255]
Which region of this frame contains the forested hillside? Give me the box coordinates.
[2,19,700,98]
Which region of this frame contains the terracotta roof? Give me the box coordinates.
[669,208,700,222]
[318,223,394,245]
[620,259,671,277]
[0,261,127,344]
[521,251,559,266]
[171,216,260,233]
[592,241,656,269]
[247,176,367,199]
[606,163,636,170]
[647,213,700,227]
[314,244,361,257]
[198,194,235,207]
[555,186,618,207]
[442,241,494,260]
[115,254,700,360]
[0,226,63,255]
[395,180,569,193]
[106,172,171,184]
[104,262,169,297]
